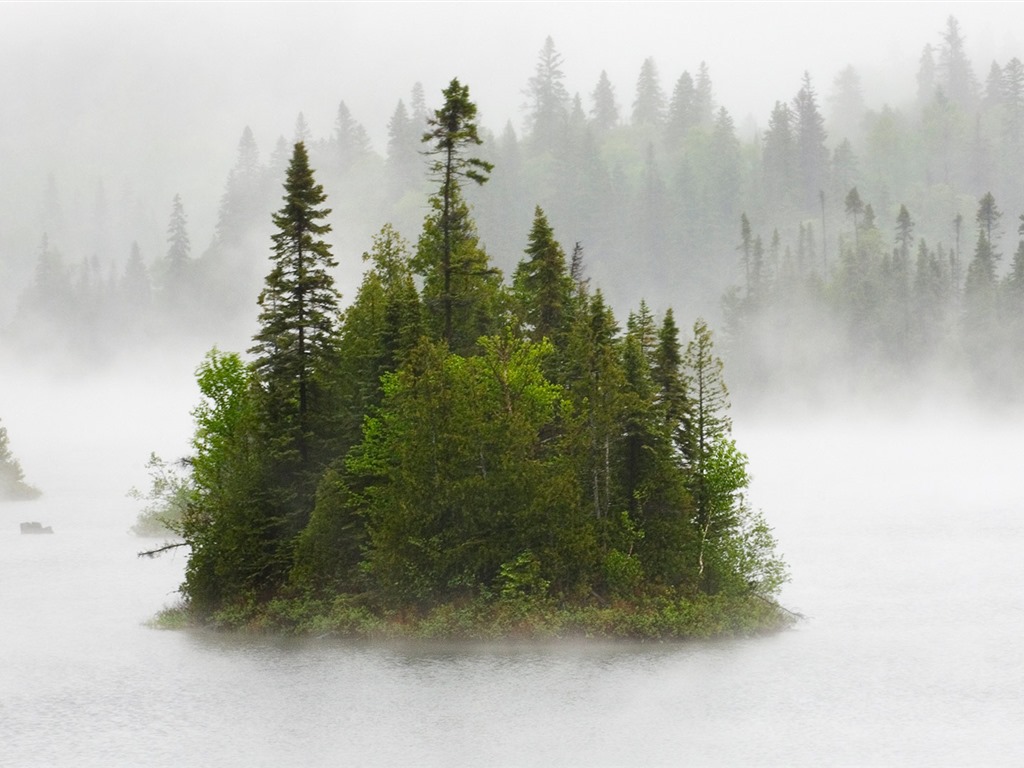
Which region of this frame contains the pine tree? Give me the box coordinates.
[215,126,265,247]
[1003,58,1024,147]
[895,204,914,259]
[794,72,829,212]
[679,319,772,594]
[632,57,665,127]
[385,99,421,198]
[165,194,191,289]
[415,78,499,353]
[762,101,797,213]
[939,16,978,111]
[827,65,866,142]
[975,191,1002,251]
[917,43,937,106]
[590,70,619,131]
[250,141,342,474]
[334,101,372,174]
[513,206,572,345]
[525,37,571,149]
[666,71,696,144]
[693,62,715,128]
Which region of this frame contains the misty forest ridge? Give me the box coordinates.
[2,17,1022,408]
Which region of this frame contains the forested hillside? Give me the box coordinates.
[3,16,1023,403]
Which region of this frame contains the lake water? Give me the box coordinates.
[2,369,1023,766]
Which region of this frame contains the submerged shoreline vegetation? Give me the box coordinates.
[140,79,791,640]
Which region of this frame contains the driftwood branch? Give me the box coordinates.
[137,541,189,558]
[752,591,804,620]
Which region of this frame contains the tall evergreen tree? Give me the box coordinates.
[164,194,191,296]
[513,206,572,346]
[415,78,499,352]
[917,43,937,106]
[762,101,798,213]
[680,319,756,593]
[666,71,696,144]
[693,62,715,128]
[939,15,978,111]
[632,57,666,127]
[249,141,342,475]
[334,101,372,174]
[975,191,1002,251]
[794,72,829,212]
[215,126,265,247]
[385,99,421,198]
[590,69,619,131]
[525,36,571,149]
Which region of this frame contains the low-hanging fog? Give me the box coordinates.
[3,2,1024,400]
[3,4,1024,764]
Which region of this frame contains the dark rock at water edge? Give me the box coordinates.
[20,521,53,534]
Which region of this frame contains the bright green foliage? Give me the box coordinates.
[157,106,786,628]
[333,224,422,451]
[129,453,191,536]
[681,320,738,589]
[356,335,592,602]
[178,349,268,611]
[680,320,787,594]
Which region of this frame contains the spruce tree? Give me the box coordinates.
[794,72,829,211]
[525,37,571,149]
[250,141,341,476]
[632,58,666,127]
[415,78,499,353]
[513,206,572,346]
[665,72,696,144]
[590,70,619,131]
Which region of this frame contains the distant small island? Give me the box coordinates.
[0,421,40,502]
[142,80,791,640]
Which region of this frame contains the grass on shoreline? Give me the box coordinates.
[149,590,797,642]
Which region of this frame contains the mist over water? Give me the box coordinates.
[3,3,1024,764]
[2,369,1022,765]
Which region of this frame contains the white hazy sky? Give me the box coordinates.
[1,1,1022,244]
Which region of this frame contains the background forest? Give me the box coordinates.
[2,14,1023,406]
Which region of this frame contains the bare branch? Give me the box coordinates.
[137,541,189,559]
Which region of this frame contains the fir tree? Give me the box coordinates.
[590,70,619,131]
[632,58,666,127]
[415,78,499,352]
[250,141,341,473]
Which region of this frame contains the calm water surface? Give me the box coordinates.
[2,376,1023,766]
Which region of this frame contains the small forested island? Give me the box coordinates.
[146,80,790,640]
[0,421,40,501]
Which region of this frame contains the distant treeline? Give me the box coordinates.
[4,16,1023,400]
